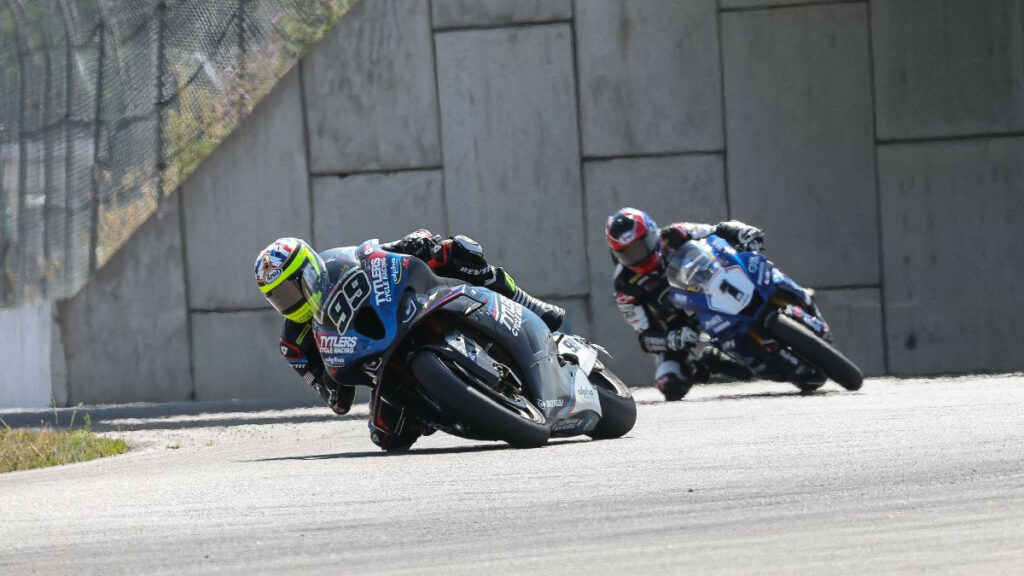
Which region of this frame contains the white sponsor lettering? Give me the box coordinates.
[370,257,392,305]
[537,398,565,409]
[318,334,359,354]
[497,296,524,337]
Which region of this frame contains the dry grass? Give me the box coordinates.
[0,416,128,473]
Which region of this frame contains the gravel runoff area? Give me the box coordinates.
[1,375,1022,575]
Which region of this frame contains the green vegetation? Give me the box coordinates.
[0,416,128,473]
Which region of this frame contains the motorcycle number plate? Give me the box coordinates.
[706,266,755,315]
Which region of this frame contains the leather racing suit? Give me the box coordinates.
[613,221,759,400]
[278,230,564,450]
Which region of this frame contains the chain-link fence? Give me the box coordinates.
[0,0,355,307]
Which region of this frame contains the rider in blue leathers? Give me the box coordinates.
[605,207,762,401]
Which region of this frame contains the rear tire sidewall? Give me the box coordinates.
[410,351,550,448]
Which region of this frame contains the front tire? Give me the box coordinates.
[766,313,863,391]
[586,366,637,440]
[410,351,550,448]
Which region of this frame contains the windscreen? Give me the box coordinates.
[666,242,719,292]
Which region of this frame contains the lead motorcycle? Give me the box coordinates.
[664,234,863,392]
[313,240,636,448]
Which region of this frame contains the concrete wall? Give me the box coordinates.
[12,0,1023,407]
[0,304,62,408]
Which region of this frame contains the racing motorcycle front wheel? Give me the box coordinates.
[765,313,863,391]
[410,351,551,448]
[586,364,637,440]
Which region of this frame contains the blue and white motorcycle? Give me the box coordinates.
[664,234,863,392]
[313,240,636,448]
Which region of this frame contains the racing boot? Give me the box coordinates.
[655,372,692,402]
[313,381,355,415]
[486,267,565,332]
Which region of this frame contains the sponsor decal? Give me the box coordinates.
[370,256,392,305]
[264,267,281,284]
[321,354,347,367]
[497,296,524,337]
[280,345,289,356]
[705,315,729,333]
[459,266,489,278]
[389,257,403,285]
[537,398,565,409]
[577,384,596,400]
[318,334,359,354]
[552,418,581,432]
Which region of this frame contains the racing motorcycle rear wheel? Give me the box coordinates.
[586,364,637,440]
[410,351,551,448]
[766,313,863,391]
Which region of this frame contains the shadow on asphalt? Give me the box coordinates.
[249,437,590,461]
[633,388,846,405]
[0,398,359,432]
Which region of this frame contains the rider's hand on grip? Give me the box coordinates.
[667,327,699,351]
[737,227,764,252]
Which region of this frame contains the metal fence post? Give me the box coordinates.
[88,17,104,275]
[7,0,29,305]
[39,1,56,299]
[155,0,166,198]
[59,0,73,295]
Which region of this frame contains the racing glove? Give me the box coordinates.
[717,221,764,252]
[639,327,699,353]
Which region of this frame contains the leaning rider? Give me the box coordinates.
[604,207,764,401]
[254,230,565,450]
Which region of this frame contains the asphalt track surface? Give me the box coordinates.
[2,375,1022,575]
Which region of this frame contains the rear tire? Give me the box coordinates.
[766,313,863,391]
[410,351,550,448]
[586,367,637,440]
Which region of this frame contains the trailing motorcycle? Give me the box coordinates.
[664,234,863,392]
[314,240,636,448]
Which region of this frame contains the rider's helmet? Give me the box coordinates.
[605,207,662,275]
[253,237,325,323]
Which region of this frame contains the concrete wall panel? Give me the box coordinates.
[813,288,885,377]
[879,138,1024,375]
[722,3,878,288]
[576,0,723,157]
[191,309,311,401]
[312,170,445,249]
[872,0,1024,140]
[432,0,571,29]
[436,25,586,297]
[57,199,192,405]
[303,0,440,173]
[582,154,728,385]
[0,304,58,408]
[182,69,310,311]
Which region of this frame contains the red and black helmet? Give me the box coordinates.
[605,207,662,274]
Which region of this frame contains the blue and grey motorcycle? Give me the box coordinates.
[664,234,863,392]
[313,240,636,448]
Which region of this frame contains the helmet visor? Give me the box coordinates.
[264,274,307,319]
[612,237,655,268]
